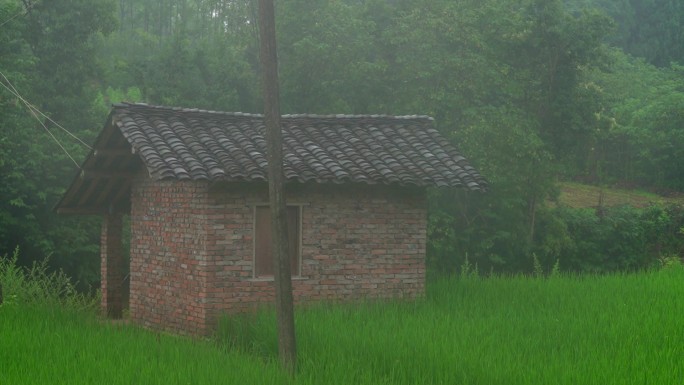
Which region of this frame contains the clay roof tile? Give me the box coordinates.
[107,103,486,190]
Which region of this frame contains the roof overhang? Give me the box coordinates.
[55,102,488,216]
[54,113,142,215]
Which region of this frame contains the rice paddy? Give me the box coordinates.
[2,267,683,384]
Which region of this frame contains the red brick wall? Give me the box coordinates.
[203,183,426,330]
[129,178,426,334]
[129,178,212,334]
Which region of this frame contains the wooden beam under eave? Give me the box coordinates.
[76,178,103,207]
[92,177,122,207]
[109,180,132,208]
[98,151,131,170]
[95,147,135,170]
[55,206,108,216]
[56,201,130,215]
[81,170,137,179]
[92,179,132,212]
[94,148,132,157]
[94,121,117,149]
[57,176,86,209]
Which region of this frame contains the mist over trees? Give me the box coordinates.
[1,0,683,286]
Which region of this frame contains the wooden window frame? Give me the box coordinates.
[252,204,302,279]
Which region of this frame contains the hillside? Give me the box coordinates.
[557,182,684,209]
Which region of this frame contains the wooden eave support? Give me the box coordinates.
[94,148,132,157]
[81,170,136,179]
[55,206,108,215]
[93,178,126,207]
[76,178,104,207]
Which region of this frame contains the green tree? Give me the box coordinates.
[0,0,117,288]
[277,0,396,114]
[3,0,680,281]
[586,49,684,189]
[511,0,613,171]
[99,0,258,111]
[571,0,684,67]
[388,0,611,272]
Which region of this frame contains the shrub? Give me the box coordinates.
[534,204,684,273]
[0,247,96,310]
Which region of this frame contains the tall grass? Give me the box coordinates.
[219,268,684,385]
[0,249,287,384]
[0,247,95,309]
[2,253,683,384]
[0,304,289,384]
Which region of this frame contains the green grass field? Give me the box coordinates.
[2,268,684,384]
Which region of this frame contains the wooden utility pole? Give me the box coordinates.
[257,0,297,373]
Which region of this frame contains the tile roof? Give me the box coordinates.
[55,103,486,214]
[114,103,486,189]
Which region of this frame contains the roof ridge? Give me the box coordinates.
[112,102,263,118]
[282,113,434,121]
[112,102,434,121]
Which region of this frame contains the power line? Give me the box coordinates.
[0,71,84,167]
[0,78,80,167]
[25,94,81,167]
[0,70,92,150]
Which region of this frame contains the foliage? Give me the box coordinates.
[1,0,684,283]
[98,0,259,112]
[587,0,684,67]
[533,204,684,273]
[431,195,684,276]
[278,0,392,114]
[585,50,684,189]
[0,0,114,288]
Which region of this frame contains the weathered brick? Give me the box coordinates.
[124,179,426,335]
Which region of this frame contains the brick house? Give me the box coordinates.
[56,103,486,334]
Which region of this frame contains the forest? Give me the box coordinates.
[1,0,683,289]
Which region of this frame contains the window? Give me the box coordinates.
[254,205,300,278]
